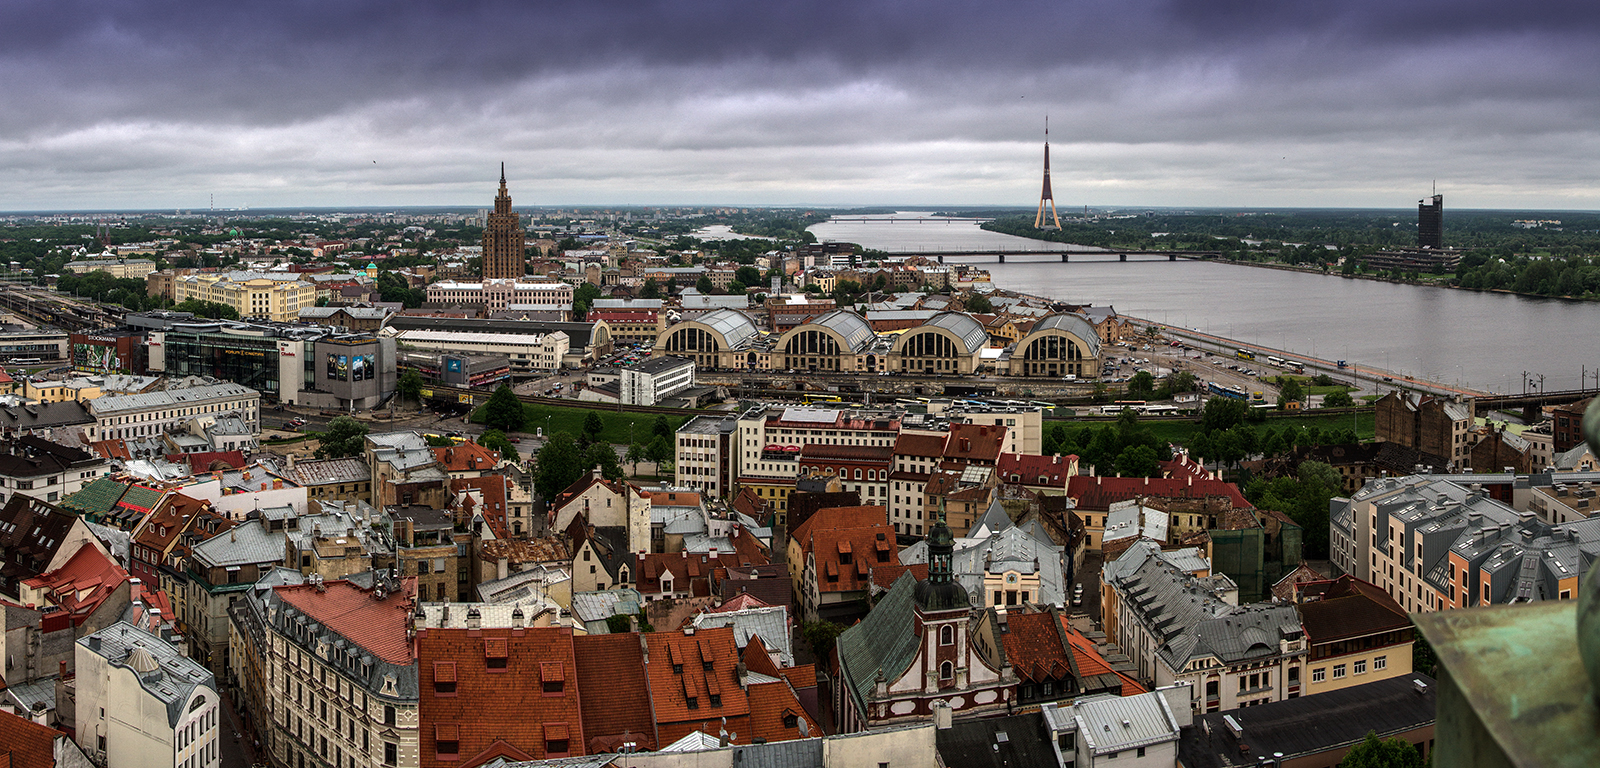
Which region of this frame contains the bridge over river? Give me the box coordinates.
[882,249,1223,263]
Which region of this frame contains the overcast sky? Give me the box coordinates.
[4,0,1599,211]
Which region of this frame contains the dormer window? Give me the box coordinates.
[433,662,457,695]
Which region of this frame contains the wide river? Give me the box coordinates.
[808,213,1600,393]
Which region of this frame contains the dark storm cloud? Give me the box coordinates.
[2,0,1598,208]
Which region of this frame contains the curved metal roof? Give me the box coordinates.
[920,312,989,354]
[1028,313,1104,357]
[806,310,877,352]
[691,308,759,348]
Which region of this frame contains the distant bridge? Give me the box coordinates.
[1473,388,1596,416]
[879,249,1223,263]
[824,216,995,223]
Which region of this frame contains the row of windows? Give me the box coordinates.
[1310,655,1386,682]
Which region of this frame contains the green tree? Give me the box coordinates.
[397,369,423,404]
[1278,377,1306,407]
[1127,371,1156,399]
[534,432,586,500]
[316,416,369,459]
[1114,444,1160,478]
[582,411,606,443]
[696,275,715,294]
[646,434,674,469]
[605,614,633,634]
[1323,390,1355,408]
[586,442,625,481]
[735,266,763,286]
[173,298,241,320]
[1338,732,1424,768]
[1200,396,1249,433]
[1161,370,1197,397]
[641,278,661,299]
[479,429,518,463]
[801,620,848,663]
[483,384,527,432]
[625,442,647,475]
[573,282,601,320]
[965,294,993,314]
[652,415,675,441]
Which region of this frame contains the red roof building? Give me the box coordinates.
[573,632,658,753]
[1068,474,1252,551]
[644,626,751,746]
[130,492,231,585]
[0,707,84,768]
[637,551,749,600]
[792,510,898,623]
[997,452,1079,492]
[433,442,502,478]
[993,607,1137,708]
[18,544,128,628]
[450,476,514,538]
[417,627,585,767]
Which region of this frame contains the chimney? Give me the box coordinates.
[30,700,47,726]
[511,606,524,629]
[498,557,509,581]
[466,607,481,630]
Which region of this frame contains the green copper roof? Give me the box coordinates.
[835,571,921,717]
[59,477,128,517]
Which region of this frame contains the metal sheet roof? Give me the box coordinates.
[922,312,989,354]
[807,310,877,352]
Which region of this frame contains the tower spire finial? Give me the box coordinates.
[500,162,506,184]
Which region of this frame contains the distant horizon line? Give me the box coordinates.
[4,203,1599,216]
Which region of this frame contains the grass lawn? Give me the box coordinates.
[1050,409,1376,446]
[472,402,691,446]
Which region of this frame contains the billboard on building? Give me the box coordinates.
[74,343,121,373]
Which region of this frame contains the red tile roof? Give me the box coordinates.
[730,487,769,521]
[788,505,885,546]
[1061,618,1146,696]
[434,442,501,473]
[706,593,770,614]
[89,439,132,460]
[417,627,583,767]
[451,476,513,539]
[740,635,783,678]
[20,544,127,626]
[893,433,947,459]
[644,490,700,507]
[637,552,751,597]
[1002,611,1076,683]
[745,680,819,744]
[945,423,1006,463]
[165,451,248,474]
[1297,575,1411,644]
[0,707,60,768]
[776,665,817,690]
[802,522,898,595]
[868,563,928,592]
[644,627,750,745]
[1067,475,1252,511]
[275,577,418,665]
[573,632,657,753]
[997,453,1077,489]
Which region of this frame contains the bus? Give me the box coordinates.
[1235,349,1256,361]
[1289,362,1306,374]
[1113,400,1147,408]
[1208,381,1249,400]
[802,394,842,405]
[1266,355,1287,367]
[1141,405,1180,415]
[1250,391,1266,403]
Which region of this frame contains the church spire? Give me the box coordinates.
[500,162,506,185]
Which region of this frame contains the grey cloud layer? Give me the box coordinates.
[3,0,1598,209]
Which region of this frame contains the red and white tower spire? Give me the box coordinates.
[1034,117,1062,230]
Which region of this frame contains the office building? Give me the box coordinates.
[482,166,526,280]
[1418,193,1443,248]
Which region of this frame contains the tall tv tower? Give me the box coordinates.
[1034,117,1061,230]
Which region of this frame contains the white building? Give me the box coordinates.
[1040,686,1189,767]
[1102,541,1307,714]
[75,622,220,768]
[0,435,108,505]
[423,279,574,311]
[391,330,568,373]
[85,383,259,442]
[578,356,695,406]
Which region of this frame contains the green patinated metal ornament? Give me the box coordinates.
[1578,397,1600,696]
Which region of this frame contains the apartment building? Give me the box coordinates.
[174,272,317,322]
[1331,473,1600,615]
[85,382,260,442]
[75,622,220,768]
[0,435,107,505]
[1374,391,1474,468]
[1102,541,1307,714]
[424,279,574,312]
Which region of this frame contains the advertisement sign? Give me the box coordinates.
[337,355,349,380]
[327,353,339,379]
[350,354,366,382]
[458,394,474,404]
[420,389,434,398]
[74,343,121,373]
[363,354,376,380]
[446,357,463,373]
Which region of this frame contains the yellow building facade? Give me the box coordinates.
[175,274,317,322]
